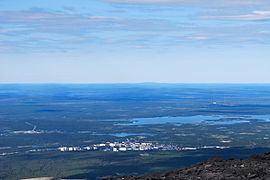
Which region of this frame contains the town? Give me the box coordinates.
[57,139,230,152]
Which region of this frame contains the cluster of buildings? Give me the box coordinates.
[58,140,161,152]
[57,139,230,152]
[0,140,230,156]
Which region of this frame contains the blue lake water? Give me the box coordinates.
[116,115,270,126]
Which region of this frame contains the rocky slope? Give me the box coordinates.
[21,178,86,180]
[103,152,270,180]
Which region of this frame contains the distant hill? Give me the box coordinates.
[103,152,270,180]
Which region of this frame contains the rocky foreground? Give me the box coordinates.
[103,152,270,180]
[21,178,86,180]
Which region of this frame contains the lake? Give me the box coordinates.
[116,114,270,126]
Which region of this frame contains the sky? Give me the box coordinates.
[0,0,270,83]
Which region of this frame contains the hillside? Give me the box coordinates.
[103,152,270,180]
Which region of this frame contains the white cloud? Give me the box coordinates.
[230,11,270,21]
[259,30,270,34]
[89,16,123,21]
[187,36,209,40]
[102,0,270,8]
[203,10,270,21]
[0,46,11,51]
[134,45,145,48]
[0,30,8,34]
[0,10,181,33]
[254,11,270,15]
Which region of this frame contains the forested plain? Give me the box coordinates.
[1,84,270,179]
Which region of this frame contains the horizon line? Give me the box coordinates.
[1,82,270,85]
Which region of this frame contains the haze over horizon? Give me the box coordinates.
[1,0,270,83]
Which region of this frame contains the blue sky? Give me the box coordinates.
[1,0,270,83]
